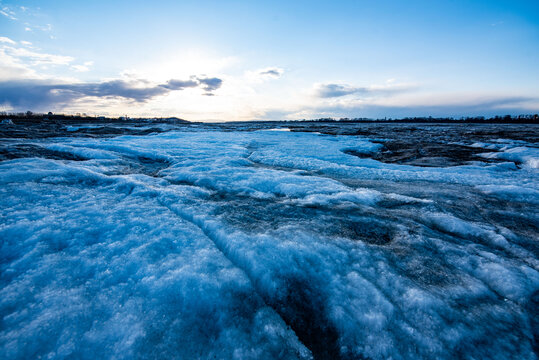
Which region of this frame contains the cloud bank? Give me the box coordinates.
[280,95,539,121]
[0,76,224,110]
[0,37,224,111]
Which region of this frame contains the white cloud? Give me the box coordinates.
[0,6,17,20]
[71,61,94,72]
[0,47,40,80]
[7,46,74,66]
[276,88,539,120]
[37,23,53,32]
[1,4,54,34]
[0,36,16,44]
[0,41,85,81]
[71,65,90,72]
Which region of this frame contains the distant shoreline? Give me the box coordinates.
[1,112,538,124]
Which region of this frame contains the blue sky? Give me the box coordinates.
[1,0,538,120]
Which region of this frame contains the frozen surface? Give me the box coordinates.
[1,123,538,359]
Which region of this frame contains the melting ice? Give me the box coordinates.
[1,123,538,359]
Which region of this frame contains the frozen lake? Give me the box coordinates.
[1,122,538,359]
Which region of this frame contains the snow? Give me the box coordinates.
[480,146,539,169]
[1,124,538,359]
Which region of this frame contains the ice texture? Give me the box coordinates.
[1,123,538,359]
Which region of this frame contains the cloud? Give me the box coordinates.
[259,67,284,78]
[161,79,199,90]
[0,6,17,20]
[0,80,82,109]
[281,95,539,120]
[4,45,74,66]
[0,39,224,112]
[0,48,39,80]
[197,77,223,92]
[1,4,53,34]
[0,37,16,45]
[0,40,93,80]
[71,64,89,72]
[161,76,222,93]
[0,76,225,110]
[0,41,78,81]
[71,61,94,72]
[315,83,367,98]
[27,23,53,33]
[246,67,284,82]
[73,80,170,101]
[314,81,416,98]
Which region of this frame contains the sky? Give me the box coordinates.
[0,0,538,121]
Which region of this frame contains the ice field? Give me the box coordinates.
[1,122,538,359]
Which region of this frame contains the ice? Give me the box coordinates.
[423,212,510,248]
[43,144,120,159]
[0,176,308,359]
[476,184,539,204]
[1,123,538,359]
[480,146,539,169]
[264,128,291,132]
